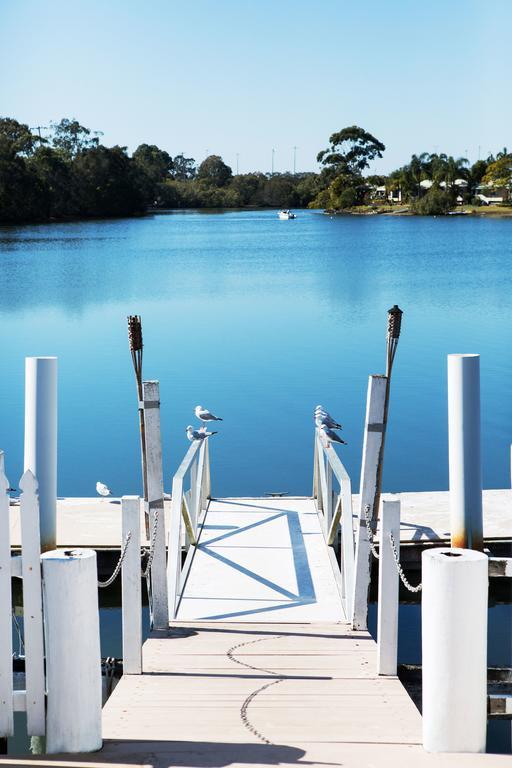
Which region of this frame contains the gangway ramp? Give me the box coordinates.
[176,497,345,622]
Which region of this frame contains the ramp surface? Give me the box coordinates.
[176,497,344,622]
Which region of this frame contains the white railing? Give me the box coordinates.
[313,428,355,619]
[167,439,211,619]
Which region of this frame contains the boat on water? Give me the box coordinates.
[278,209,296,220]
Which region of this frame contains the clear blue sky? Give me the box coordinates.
[1,0,510,174]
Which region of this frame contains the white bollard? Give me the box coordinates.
[24,357,57,553]
[42,549,102,753]
[447,354,483,550]
[377,499,400,676]
[422,548,488,753]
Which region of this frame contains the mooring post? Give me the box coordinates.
[24,356,57,553]
[42,548,102,754]
[122,496,142,674]
[352,374,387,630]
[447,354,483,550]
[422,548,488,753]
[142,380,169,629]
[377,498,400,676]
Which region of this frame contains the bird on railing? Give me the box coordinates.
[96,482,112,497]
[314,405,342,430]
[319,424,347,446]
[195,405,223,425]
[186,425,218,442]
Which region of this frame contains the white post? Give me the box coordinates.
[24,356,57,553]
[0,453,13,737]
[377,498,400,676]
[142,381,168,629]
[121,497,142,675]
[422,548,488,753]
[447,354,483,550]
[352,375,387,629]
[42,549,102,754]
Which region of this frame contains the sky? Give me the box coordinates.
[1,0,510,175]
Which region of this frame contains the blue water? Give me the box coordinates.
[0,209,511,496]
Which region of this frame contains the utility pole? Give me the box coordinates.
[31,126,48,140]
[293,146,297,174]
[271,148,275,175]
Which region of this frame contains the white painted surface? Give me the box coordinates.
[377,499,400,676]
[121,497,142,675]
[177,498,344,622]
[447,354,483,549]
[142,380,168,629]
[422,548,488,753]
[42,548,102,753]
[0,453,13,736]
[24,356,57,553]
[352,375,387,630]
[19,470,45,736]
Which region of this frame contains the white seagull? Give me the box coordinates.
[96,481,112,497]
[195,405,223,424]
[319,424,347,446]
[314,405,342,430]
[186,425,218,442]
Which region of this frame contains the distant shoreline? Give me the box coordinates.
[325,205,512,218]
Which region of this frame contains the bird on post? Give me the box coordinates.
[195,405,223,425]
[96,482,112,497]
[314,406,343,431]
[186,425,218,442]
[319,424,347,446]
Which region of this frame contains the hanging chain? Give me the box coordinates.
[389,530,422,593]
[141,506,159,578]
[364,504,380,559]
[98,531,132,588]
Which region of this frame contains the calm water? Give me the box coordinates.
[0,209,511,496]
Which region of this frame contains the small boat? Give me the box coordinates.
[278,209,296,220]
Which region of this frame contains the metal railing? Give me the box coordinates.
[312,427,355,618]
[167,439,211,619]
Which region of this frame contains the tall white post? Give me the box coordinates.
[24,357,57,553]
[42,549,102,754]
[377,498,400,676]
[447,354,483,550]
[422,548,488,753]
[352,375,387,630]
[122,496,142,674]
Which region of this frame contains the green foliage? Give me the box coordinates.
[482,155,512,189]
[197,155,232,187]
[317,126,385,178]
[50,118,102,158]
[411,187,454,215]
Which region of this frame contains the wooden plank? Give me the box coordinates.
[352,375,387,630]
[142,381,168,630]
[0,452,13,736]
[377,499,400,676]
[19,470,45,736]
[121,496,142,675]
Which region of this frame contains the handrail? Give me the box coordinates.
[313,427,355,618]
[166,438,211,619]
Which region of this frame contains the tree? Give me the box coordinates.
[132,144,173,184]
[50,118,102,158]
[482,154,512,190]
[72,145,145,216]
[197,155,232,187]
[317,126,385,177]
[0,117,38,156]
[28,146,73,218]
[171,153,196,180]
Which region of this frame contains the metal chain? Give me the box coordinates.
[389,530,422,593]
[98,531,132,588]
[363,504,380,559]
[141,507,159,578]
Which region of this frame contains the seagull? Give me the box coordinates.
[314,405,342,429]
[195,405,223,424]
[315,413,343,431]
[186,425,218,442]
[319,424,347,446]
[96,482,112,497]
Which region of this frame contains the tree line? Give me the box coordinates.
[0,117,510,223]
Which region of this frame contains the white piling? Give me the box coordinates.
[422,548,488,753]
[42,549,102,754]
[377,498,400,676]
[122,496,142,674]
[447,354,483,550]
[24,356,57,553]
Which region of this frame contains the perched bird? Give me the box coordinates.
[96,482,112,497]
[314,405,342,430]
[186,425,218,442]
[195,405,223,424]
[319,424,347,446]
